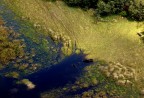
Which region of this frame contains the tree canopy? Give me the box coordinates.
[64,0,144,21]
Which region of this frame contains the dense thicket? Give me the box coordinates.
[63,0,144,21]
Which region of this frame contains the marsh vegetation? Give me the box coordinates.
[0,0,144,98]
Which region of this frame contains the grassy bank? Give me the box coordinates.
[4,0,144,62]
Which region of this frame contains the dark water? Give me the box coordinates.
[17,53,91,98]
[0,1,93,98]
[0,52,92,98]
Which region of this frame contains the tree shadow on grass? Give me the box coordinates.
[1,51,93,98]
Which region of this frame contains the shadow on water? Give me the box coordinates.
[0,51,93,98]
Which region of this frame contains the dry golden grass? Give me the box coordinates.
[4,0,144,89]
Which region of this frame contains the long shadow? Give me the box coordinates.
[0,1,93,98]
[5,52,93,98]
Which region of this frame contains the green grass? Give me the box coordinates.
[3,0,144,96]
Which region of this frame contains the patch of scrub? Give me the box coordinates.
[17,79,36,90]
[0,0,63,77]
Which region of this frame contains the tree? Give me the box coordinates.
[63,0,144,21]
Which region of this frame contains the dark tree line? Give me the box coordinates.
[63,0,144,21]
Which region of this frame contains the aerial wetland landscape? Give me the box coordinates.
[0,0,144,98]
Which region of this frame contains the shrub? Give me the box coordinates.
[0,19,25,65]
[119,11,127,16]
[5,71,19,78]
[63,0,144,21]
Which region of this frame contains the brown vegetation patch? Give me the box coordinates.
[99,62,136,86]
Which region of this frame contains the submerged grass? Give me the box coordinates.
[0,0,63,79]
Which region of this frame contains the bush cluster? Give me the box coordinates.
[64,0,144,21]
[0,27,25,65]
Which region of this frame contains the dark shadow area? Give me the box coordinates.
[0,51,94,98]
[0,77,17,98]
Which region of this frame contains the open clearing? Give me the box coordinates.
[4,0,144,89]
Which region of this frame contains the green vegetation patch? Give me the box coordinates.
[64,0,144,21]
